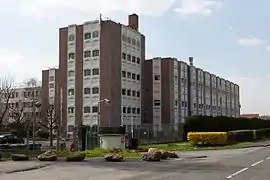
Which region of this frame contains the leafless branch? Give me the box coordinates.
[0,76,16,131]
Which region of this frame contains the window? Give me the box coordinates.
[127,107,131,113]
[132,107,136,114]
[68,52,75,60]
[132,73,136,80]
[154,100,160,106]
[15,92,19,98]
[137,58,140,64]
[84,32,91,39]
[122,107,126,113]
[127,37,131,44]
[122,89,126,95]
[122,35,126,42]
[84,106,91,113]
[49,76,54,81]
[92,106,98,113]
[132,90,136,97]
[122,71,126,77]
[136,74,140,81]
[127,55,131,61]
[132,56,136,63]
[84,51,91,58]
[92,68,99,75]
[68,89,75,96]
[154,75,160,80]
[84,88,91,94]
[127,89,131,96]
[68,107,74,114]
[68,125,74,132]
[137,91,140,97]
[84,69,91,76]
[127,72,131,78]
[137,41,140,47]
[132,39,136,45]
[92,50,99,57]
[49,83,54,88]
[122,53,126,60]
[137,108,140,114]
[68,70,75,77]
[68,34,75,41]
[92,31,99,38]
[92,87,99,94]
[175,100,178,106]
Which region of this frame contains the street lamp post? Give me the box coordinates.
[97,98,110,147]
[33,101,41,151]
[131,112,134,138]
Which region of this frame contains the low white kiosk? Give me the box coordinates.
[99,134,125,150]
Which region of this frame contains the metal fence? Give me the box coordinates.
[125,124,185,145]
[71,123,185,150]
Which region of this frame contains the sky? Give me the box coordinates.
[0,0,269,115]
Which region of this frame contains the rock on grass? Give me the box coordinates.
[37,150,58,161]
[66,152,86,162]
[11,154,29,161]
[104,153,124,162]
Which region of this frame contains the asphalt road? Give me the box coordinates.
[0,146,270,180]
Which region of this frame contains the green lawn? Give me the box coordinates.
[55,148,142,159]
[139,142,254,151]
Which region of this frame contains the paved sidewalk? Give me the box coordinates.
[0,161,55,174]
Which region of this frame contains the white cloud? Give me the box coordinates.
[13,0,176,19]
[228,76,270,115]
[174,0,223,16]
[228,26,233,31]
[238,37,264,46]
[266,46,270,52]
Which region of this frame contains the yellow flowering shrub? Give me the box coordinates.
[187,132,227,145]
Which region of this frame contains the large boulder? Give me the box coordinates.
[167,151,179,158]
[11,154,29,161]
[104,153,124,162]
[66,152,86,162]
[159,150,170,159]
[159,150,179,159]
[148,148,158,153]
[142,150,162,162]
[37,150,58,161]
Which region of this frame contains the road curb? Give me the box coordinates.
[179,155,208,159]
[240,143,270,149]
[5,164,49,174]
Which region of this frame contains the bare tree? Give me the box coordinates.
[39,104,59,147]
[0,76,15,132]
[8,100,30,138]
[24,78,41,149]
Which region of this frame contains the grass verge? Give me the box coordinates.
[139,142,254,151]
[56,148,142,159]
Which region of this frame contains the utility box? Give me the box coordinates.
[100,134,125,150]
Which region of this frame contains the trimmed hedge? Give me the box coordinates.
[228,128,270,143]
[184,116,270,140]
[187,132,227,145]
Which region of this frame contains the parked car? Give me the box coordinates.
[0,134,25,144]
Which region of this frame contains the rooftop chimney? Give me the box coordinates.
[128,14,139,31]
[189,57,194,66]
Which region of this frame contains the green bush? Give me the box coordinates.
[184,116,270,137]
[36,129,49,139]
[227,128,270,143]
